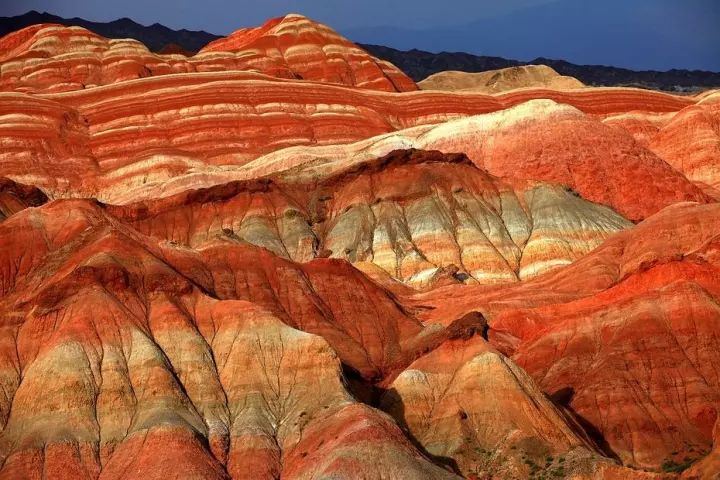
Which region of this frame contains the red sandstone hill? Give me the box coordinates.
[0,15,416,94]
[0,13,718,480]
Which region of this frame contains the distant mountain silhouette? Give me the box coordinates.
[345,0,720,72]
[1,10,718,92]
[361,44,720,93]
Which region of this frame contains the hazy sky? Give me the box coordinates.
[2,0,719,71]
[2,0,562,32]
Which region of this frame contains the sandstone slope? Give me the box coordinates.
[106,149,632,289]
[411,203,720,471]
[0,15,416,94]
[0,14,718,480]
[419,65,585,93]
[0,199,471,479]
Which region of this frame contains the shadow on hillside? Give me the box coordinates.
[549,386,621,462]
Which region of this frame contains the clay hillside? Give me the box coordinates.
[0,12,719,480]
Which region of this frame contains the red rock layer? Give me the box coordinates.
[199,14,417,92]
[0,197,666,479]
[0,17,718,480]
[0,199,467,479]
[0,80,706,218]
[235,101,708,223]
[104,150,631,288]
[649,96,720,191]
[380,335,604,478]
[0,178,47,221]
[0,16,416,94]
[417,100,708,222]
[411,203,720,470]
[681,419,720,479]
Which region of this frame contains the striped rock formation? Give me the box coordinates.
[235,100,707,222]
[379,335,603,478]
[106,149,631,288]
[0,16,416,94]
[0,197,667,480]
[0,198,470,479]
[199,14,417,92]
[601,92,720,197]
[0,14,718,480]
[411,203,720,471]
[0,79,705,216]
[378,334,670,479]
[648,94,720,193]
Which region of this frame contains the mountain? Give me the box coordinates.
[417,65,586,93]
[0,17,415,93]
[1,11,719,92]
[362,44,720,92]
[0,11,719,480]
[346,0,720,72]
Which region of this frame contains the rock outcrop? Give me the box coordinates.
[106,149,632,288]
[0,199,469,479]
[0,16,416,94]
[0,178,47,220]
[199,14,417,92]
[649,95,720,193]
[419,65,585,93]
[380,335,604,478]
[0,13,718,480]
[411,203,720,471]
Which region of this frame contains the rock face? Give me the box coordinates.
[0,199,466,479]
[491,203,720,469]
[235,100,708,222]
[0,15,416,94]
[199,14,417,92]
[107,149,631,288]
[649,96,720,192]
[0,77,704,214]
[419,65,585,93]
[380,335,604,478]
[0,13,719,480]
[411,203,720,472]
[0,178,47,220]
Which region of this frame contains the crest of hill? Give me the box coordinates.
[419,64,585,93]
[0,14,416,93]
[199,13,417,92]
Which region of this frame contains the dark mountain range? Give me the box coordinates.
[345,0,720,72]
[361,44,720,92]
[1,10,719,92]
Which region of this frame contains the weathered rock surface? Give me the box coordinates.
[0,16,416,93]
[0,66,701,206]
[649,95,720,192]
[419,65,585,93]
[681,419,720,479]
[413,203,720,472]
[0,14,719,480]
[0,177,47,221]
[380,335,604,478]
[199,14,417,92]
[235,101,708,223]
[106,149,631,288]
[0,199,468,479]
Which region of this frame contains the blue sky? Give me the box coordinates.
[3,0,719,71]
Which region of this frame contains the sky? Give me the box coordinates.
[1,0,563,31]
[2,0,720,71]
